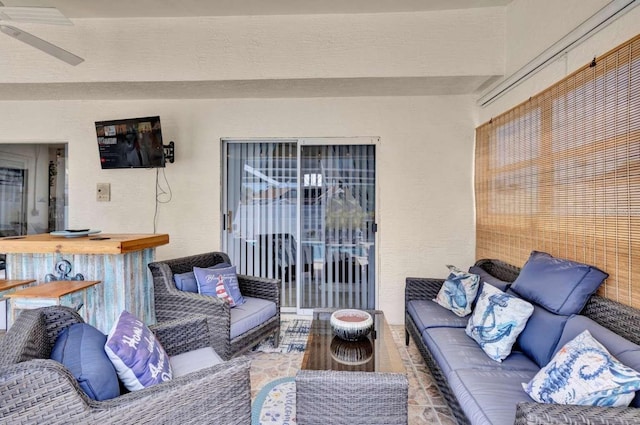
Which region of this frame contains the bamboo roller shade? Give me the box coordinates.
[475,33,640,308]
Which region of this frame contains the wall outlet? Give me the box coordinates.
[97,183,111,202]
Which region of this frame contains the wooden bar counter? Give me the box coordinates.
[0,233,169,332]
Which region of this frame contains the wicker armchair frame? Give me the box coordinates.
[405,258,640,425]
[0,306,251,425]
[148,251,280,360]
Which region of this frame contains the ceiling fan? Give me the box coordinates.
[0,1,83,65]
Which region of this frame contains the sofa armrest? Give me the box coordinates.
[405,277,444,303]
[150,315,211,357]
[237,274,280,305]
[515,401,640,425]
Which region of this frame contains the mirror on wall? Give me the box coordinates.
[0,143,67,274]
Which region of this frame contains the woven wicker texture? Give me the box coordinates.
[296,370,408,425]
[405,259,640,425]
[148,251,281,360]
[0,305,252,425]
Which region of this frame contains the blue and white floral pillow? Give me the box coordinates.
[433,265,480,317]
[465,284,534,362]
[523,330,640,407]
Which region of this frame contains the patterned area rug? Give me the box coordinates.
[251,377,297,425]
[253,318,311,353]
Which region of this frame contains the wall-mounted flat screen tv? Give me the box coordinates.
[95,116,165,169]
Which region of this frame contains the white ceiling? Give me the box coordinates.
[0,0,511,100]
[8,0,513,18]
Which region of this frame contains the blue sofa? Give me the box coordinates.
[405,258,640,425]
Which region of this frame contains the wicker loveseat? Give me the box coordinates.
[148,251,280,360]
[0,306,251,424]
[405,258,640,425]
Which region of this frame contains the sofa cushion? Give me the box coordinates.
[448,368,537,425]
[510,251,608,315]
[466,284,534,362]
[524,330,640,407]
[468,265,511,293]
[433,265,480,317]
[170,347,224,377]
[194,265,245,307]
[51,323,120,401]
[407,300,468,332]
[173,270,199,293]
[230,296,277,339]
[516,304,570,368]
[105,311,173,391]
[553,314,640,407]
[422,327,539,378]
[173,262,232,293]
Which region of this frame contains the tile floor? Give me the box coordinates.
[247,324,457,425]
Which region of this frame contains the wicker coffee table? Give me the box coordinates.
[295,309,408,425]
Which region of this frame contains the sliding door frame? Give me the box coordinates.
[221,137,380,315]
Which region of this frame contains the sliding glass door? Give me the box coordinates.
[222,138,377,313]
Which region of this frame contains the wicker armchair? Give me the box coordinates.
[0,306,251,425]
[148,251,280,360]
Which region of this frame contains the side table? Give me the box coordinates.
[5,280,101,329]
[0,279,36,330]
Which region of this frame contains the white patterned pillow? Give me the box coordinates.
[465,284,534,362]
[433,265,480,317]
[105,311,173,391]
[523,330,640,407]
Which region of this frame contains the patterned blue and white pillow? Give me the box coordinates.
[194,265,245,307]
[104,311,173,391]
[433,265,480,317]
[465,284,534,362]
[523,330,640,407]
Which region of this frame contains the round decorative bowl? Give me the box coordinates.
[330,336,373,365]
[330,309,373,341]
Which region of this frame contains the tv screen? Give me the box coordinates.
[95,116,165,169]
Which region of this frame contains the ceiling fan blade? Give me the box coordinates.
[0,6,73,25]
[0,25,83,65]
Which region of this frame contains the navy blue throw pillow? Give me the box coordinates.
[51,323,120,401]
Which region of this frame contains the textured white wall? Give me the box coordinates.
[0,95,477,324]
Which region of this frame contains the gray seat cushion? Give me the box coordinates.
[230,296,277,339]
[170,347,224,377]
[407,300,469,332]
[448,368,537,425]
[421,327,539,378]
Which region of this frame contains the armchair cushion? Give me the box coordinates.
[105,311,173,391]
[195,265,246,307]
[170,347,224,377]
[51,323,120,401]
[173,271,199,293]
[230,296,277,339]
